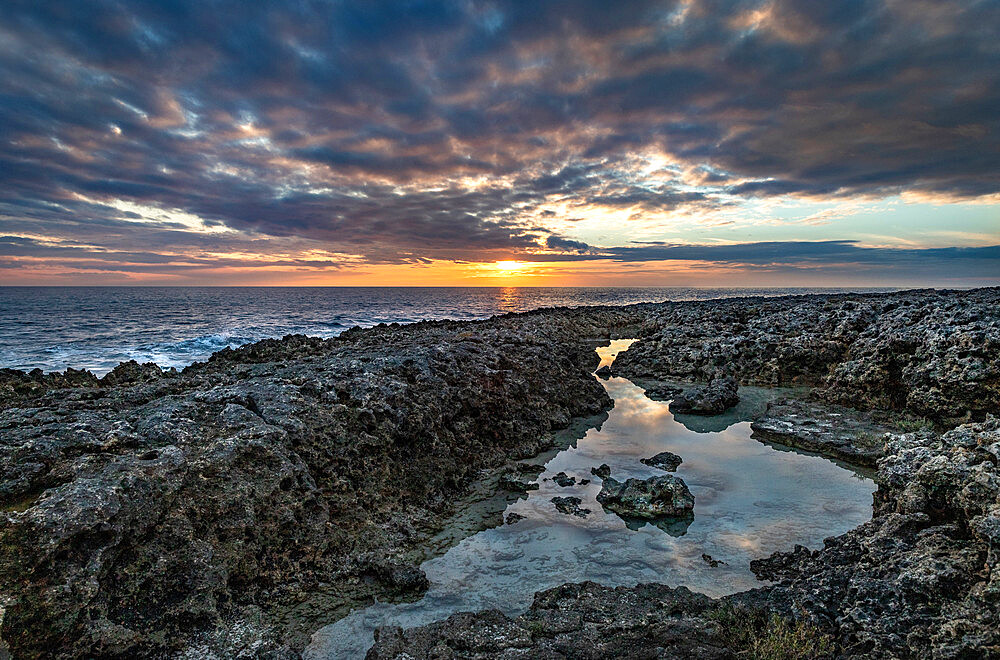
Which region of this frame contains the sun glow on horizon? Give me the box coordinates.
[494,260,524,272]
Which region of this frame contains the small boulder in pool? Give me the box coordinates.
[551,496,590,518]
[669,376,739,416]
[597,475,695,520]
[640,451,683,472]
[553,471,576,487]
[591,463,611,479]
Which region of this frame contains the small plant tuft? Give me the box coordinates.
[524,619,547,638]
[892,417,935,433]
[706,603,836,660]
[852,430,882,449]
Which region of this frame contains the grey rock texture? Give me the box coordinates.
[642,382,682,401]
[367,582,730,659]
[3,287,999,658]
[551,496,590,518]
[742,416,1000,657]
[750,398,894,466]
[0,310,639,658]
[596,475,695,520]
[613,288,1000,425]
[669,376,740,416]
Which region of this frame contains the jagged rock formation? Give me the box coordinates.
[614,288,1000,425]
[2,288,998,658]
[0,312,635,658]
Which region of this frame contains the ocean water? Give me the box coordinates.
[0,286,891,375]
[304,341,876,658]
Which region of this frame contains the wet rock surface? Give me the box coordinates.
[590,463,611,479]
[498,472,539,492]
[701,554,726,568]
[367,582,730,660]
[504,512,525,525]
[669,376,740,416]
[750,398,895,466]
[641,382,683,401]
[596,475,695,520]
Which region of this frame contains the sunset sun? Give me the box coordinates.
[494,260,524,273]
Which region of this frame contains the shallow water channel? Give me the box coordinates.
[305,340,876,658]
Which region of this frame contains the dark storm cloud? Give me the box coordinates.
[0,0,998,271]
[531,239,1000,279]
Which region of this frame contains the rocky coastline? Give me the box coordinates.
[1,287,998,658]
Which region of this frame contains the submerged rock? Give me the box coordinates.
[701,554,726,568]
[551,496,590,518]
[622,515,693,537]
[595,365,613,379]
[553,471,576,487]
[670,376,740,416]
[596,475,695,520]
[505,512,526,525]
[590,463,611,479]
[641,451,683,472]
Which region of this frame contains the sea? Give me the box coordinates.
[0,286,894,376]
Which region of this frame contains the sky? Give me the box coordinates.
[0,0,998,287]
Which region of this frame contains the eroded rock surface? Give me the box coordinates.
[0,310,637,658]
[596,475,695,521]
[750,398,894,466]
[3,287,998,658]
[669,376,740,416]
[367,582,731,660]
[614,288,1000,424]
[741,417,1000,657]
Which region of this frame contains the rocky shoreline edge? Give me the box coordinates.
[1,287,998,658]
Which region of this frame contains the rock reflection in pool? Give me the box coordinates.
[305,340,876,658]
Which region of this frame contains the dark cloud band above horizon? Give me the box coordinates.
[0,0,998,282]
